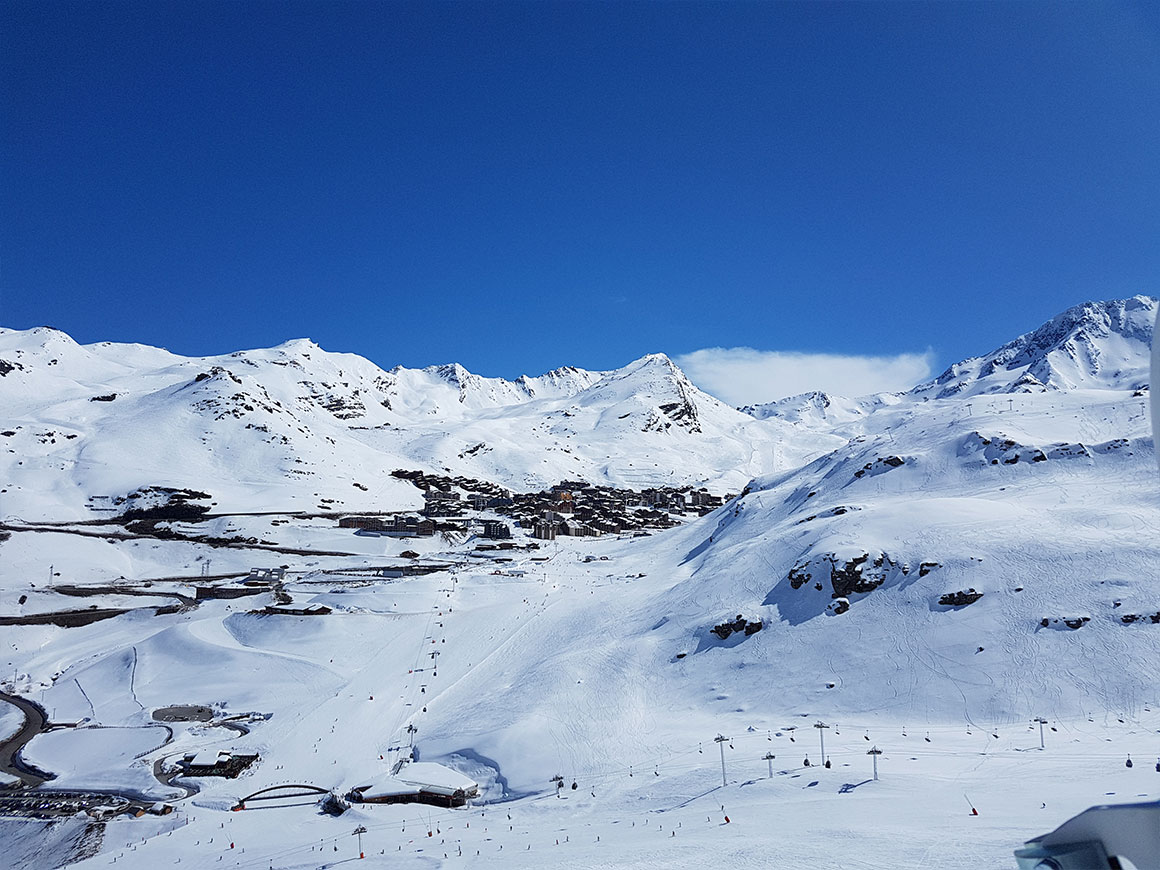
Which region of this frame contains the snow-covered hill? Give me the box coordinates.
[739,390,902,433]
[2,296,1159,870]
[0,331,829,521]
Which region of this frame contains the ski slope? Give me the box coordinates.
[2,296,1159,868]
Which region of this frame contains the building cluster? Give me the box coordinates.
[497,480,728,540]
[333,471,733,543]
[178,749,259,778]
[338,514,438,537]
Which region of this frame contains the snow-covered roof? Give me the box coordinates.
[394,762,478,796]
[354,776,422,799]
[189,749,228,767]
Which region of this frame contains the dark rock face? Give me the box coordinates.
[119,487,212,522]
[785,551,909,600]
[89,393,117,402]
[829,554,875,597]
[711,614,763,640]
[962,430,1138,467]
[658,400,699,431]
[830,553,903,598]
[796,505,859,525]
[961,432,1048,465]
[938,589,983,607]
[788,564,812,590]
[1040,616,1091,629]
[1119,612,1160,625]
[829,597,850,615]
[853,456,906,480]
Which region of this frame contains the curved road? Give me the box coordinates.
[0,690,205,804]
[0,690,54,786]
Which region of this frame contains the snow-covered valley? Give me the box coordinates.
[2,296,1160,869]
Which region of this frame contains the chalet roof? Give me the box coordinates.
[355,762,478,799]
[189,749,229,767]
[353,778,422,799]
[395,762,478,795]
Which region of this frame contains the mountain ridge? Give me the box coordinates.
[1,296,1154,522]
[911,295,1155,399]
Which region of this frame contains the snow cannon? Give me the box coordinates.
[1014,798,1160,869]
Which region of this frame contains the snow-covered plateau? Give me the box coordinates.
[1,295,1159,869]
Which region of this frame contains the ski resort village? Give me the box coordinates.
[3,297,1160,869]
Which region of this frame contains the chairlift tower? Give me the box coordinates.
[352,825,367,859]
[867,746,883,781]
[714,734,729,787]
[814,721,830,766]
[763,752,776,778]
[1034,717,1048,750]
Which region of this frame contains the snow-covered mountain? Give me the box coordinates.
[911,295,1155,399]
[739,390,902,429]
[0,330,830,521]
[2,297,1159,870]
[737,296,1157,427]
[2,297,1155,521]
[375,360,603,417]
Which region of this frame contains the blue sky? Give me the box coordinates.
[3,1,1158,403]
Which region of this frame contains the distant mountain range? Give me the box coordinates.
[0,296,1154,523]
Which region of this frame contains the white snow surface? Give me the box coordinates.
[1,296,1160,869]
[0,331,825,522]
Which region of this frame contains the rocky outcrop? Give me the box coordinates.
[711,614,763,640]
[1118,612,1160,625]
[1040,616,1091,630]
[796,505,860,525]
[827,597,850,615]
[960,432,1047,465]
[786,551,909,599]
[938,589,983,607]
[119,487,212,522]
[853,456,905,479]
[961,431,1141,467]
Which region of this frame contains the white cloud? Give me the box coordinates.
[674,346,936,406]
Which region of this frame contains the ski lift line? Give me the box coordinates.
[549,739,1151,788]
[387,575,445,723]
[224,744,1158,865]
[231,754,914,868]
[508,710,1160,787]
[384,579,449,752]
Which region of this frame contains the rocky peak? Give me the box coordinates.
[914,296,1156,398]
